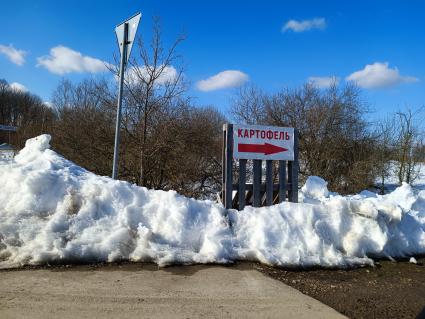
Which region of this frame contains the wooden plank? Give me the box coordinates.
[221,124,226,204]
[266,160,273,206]
[238,159,247,210]
[292,128,299,203]
[279,160,287,203]
[253,159,262,207]
[288,129,299,203]
[224,124,234,209]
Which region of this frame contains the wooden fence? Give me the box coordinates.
[221,124,299,210]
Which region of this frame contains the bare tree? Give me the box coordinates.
[118,17,187,186]
[0,79,55,146]
[374,117,396,194]
[231,82,376,194]
[51,78,116,175]
[393,109,424,185]
[47,18,225,199]
[145,104,225,197]
[231,84,266,125]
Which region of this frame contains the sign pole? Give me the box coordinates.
[112,22,128,179]
[111,12,141,179]
[223,124,233,209]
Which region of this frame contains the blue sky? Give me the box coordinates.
[0,0,424,120]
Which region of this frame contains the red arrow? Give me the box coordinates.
[238,143,288,155]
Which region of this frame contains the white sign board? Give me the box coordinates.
[233,124,294,160]
[115,12,142,64]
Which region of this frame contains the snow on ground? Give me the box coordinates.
[0,135,424,269]
[375,161,425,193]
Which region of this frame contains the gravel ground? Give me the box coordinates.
[255,257,425,319]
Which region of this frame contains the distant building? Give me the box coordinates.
[0,143,15,159]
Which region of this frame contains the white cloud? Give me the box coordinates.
[9,82,28,92]
[124,65,178,86]
[308,76,339,88]
[282,18,326,32]
[43,101,53,108]
[0,44,27,65]
[197,70,249,92]
[37,45,109,74]
[346,62,418,89]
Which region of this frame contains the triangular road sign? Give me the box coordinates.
[115,12,142,63]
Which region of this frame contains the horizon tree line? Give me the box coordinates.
[1,18,423,198]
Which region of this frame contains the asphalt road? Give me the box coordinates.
[0,263,346,319]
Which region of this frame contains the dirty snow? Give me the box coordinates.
[0,135,424,269]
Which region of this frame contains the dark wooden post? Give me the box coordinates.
[266,160,273,206]
[221,125,226,205]
[253,159,262,207]
[279,160,287,203]
[223,124,233,209]
[288,129,299,203]
[238,159,247,210]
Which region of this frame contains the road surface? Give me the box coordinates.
[0,263,346,319]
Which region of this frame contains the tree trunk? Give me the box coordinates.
[139,112,148,186]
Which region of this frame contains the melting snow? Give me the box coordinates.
[0,135,424,268]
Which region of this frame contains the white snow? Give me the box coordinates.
[409,257,417,264]
[0,135,424,269]
[301,175,329,200]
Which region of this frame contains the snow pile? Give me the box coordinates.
[233,180,425,267]
[301,175,329,199]
[0,135,424,269]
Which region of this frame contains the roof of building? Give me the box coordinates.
[0,143,15,150]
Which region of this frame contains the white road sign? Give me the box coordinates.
[115,12,141,64]
[113,12,142,179]
[233,124,294,160]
